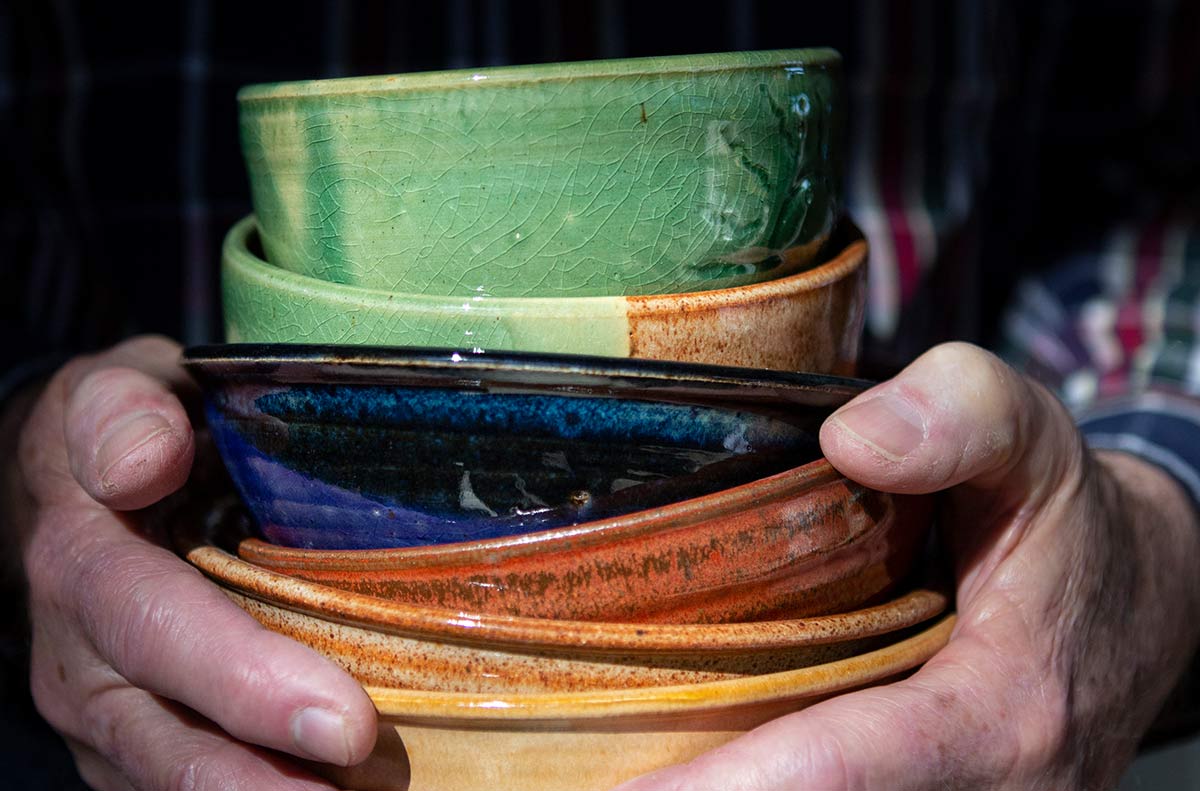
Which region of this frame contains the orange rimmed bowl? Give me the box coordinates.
[236,459,933,624]
[180,535,947,694]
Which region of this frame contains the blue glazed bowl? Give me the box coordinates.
[183,345,870,549]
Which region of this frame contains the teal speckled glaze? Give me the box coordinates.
[239,49,842,298]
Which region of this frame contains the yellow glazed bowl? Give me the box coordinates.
[222,216,867,373]
[319,616,954,791]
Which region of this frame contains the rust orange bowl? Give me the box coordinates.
[236,459,933,623]
[179,536,948,694]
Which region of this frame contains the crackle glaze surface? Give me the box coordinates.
[179,534,947,693]
[240,49,842,298]
[312,615,953,791]
[237,461,933,623]
[221,217,867,373]
[184,345,873,550]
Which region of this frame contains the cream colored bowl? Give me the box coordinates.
[319,615,953,791]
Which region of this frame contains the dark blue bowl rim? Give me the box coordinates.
[181,344,873,404]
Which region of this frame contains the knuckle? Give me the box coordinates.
[165,746,243,791]
[114,334,181,362]
[23,508,103,614]
[77,691,140,783]
[798,732,856,788]
[72,543,185,684]
[23,519,65,602]
[165,758,201,791]
[28,656,79,739]
[55,354,99,393]
[927,342,1015,395]
[68,366,182,432]
[73,758,121,791]
[109,579,186,686]
[66,741,130,791]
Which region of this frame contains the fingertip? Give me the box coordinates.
[65,366,195,510]
[93,409,194,508]
[820,390,935,493]
[293,683,377,767]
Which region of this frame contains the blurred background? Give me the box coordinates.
[3,0,1198,787]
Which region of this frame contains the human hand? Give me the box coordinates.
[618,342,1200,791]
[12,336,377,791]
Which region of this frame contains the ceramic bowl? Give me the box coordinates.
[179,534,948,694]
[234,460,932,623]
[313,615,953,790]
[239,49,842,298]
[183,345,877,551]
[221,216,867,374]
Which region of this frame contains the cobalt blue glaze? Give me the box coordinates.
[185,345,870,550]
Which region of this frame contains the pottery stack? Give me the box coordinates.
[179,50,950,791]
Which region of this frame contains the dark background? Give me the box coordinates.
[2,1,1197,787]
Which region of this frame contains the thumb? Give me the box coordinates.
[61,336,196,511]
[612,633,1060,791]
[819,342,1083,501]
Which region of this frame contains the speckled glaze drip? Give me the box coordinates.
[240,49,842,298]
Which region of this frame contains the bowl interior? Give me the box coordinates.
[185,346,870,549]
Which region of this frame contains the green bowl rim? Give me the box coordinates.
[224,215,866,313]
[238,47,840,102]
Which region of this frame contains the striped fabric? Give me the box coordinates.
[1,0,1198,482]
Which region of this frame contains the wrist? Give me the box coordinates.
[1094,449,1200,743]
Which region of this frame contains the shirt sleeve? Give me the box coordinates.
[1001,218,1200,508]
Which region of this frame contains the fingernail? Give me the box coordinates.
[96,412,174,485]
[291,707,352,766]
[830,395,926,461]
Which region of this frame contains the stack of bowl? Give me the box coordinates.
[226,48,863,373]
[180,49,950,791]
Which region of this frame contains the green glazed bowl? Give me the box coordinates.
[222,216,867,374]
[239,49,842,298]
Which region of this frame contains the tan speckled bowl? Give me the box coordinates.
[181,538,946,694]
[321,615,955,791]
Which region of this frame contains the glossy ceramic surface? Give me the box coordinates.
[236,460,932,623]
[315,615,953,790]
[180,534,948,693]
[240,49,842,298]
[222,216,868,374]
[183,345,872,550]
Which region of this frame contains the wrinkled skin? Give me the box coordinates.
[619,342,1200,791]
[10,337,377,791]
[8,337,1199,791]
